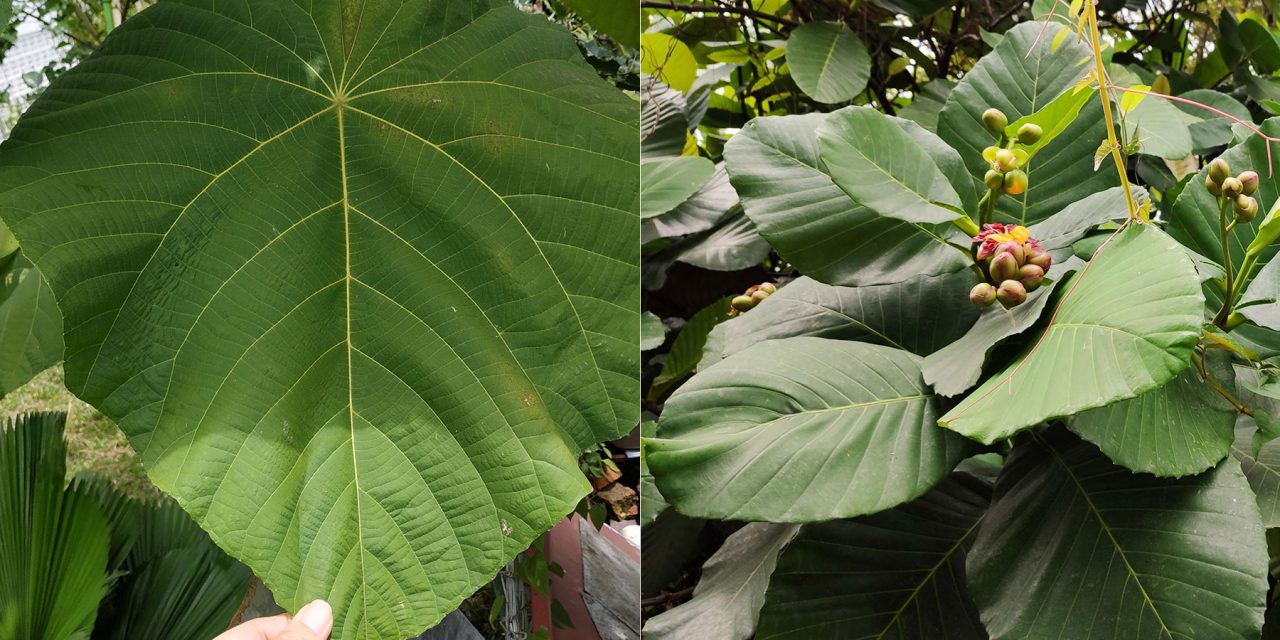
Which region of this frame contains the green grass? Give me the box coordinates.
[0,365,157,500]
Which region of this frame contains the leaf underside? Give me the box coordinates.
[0,1,639,636]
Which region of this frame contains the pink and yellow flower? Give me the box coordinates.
[973,223,1038,260]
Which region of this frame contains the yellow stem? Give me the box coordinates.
[1085,0,1139,220]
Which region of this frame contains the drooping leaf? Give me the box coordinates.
[672,209,770,271]
[1169,117,1280,275]
[643,523,799,640]
[938,22,1118,224]
[725,113,968,287]
[0,412,108,640]
[1233,420,1280,527]
[940,223,1203,443]
[651,296,733,397]
[0,2,639,636]
[702,271,980,366]
[968,427,1267,640]
[642,157,717,218]
[641,164,738,244]
[641,76,688,159]
[1067,351,1236,477]
[922,256,1085,397]
[649,337,973,521]
[755,473,990,640]
[818,106,965,225]
[785,22,870,104]
[0,250,63,398]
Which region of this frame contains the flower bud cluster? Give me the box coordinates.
[1206,158,1260,223]
[730,282,777,315]
[980,108,1037,198]
[969,223,1050,309]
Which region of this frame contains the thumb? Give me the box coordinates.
[276,600,333,640]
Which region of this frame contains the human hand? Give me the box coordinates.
[215,600,333,640]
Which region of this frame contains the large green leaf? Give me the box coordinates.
[701,271,980,365]
[643,523,799,640]
[0,2,639,636]
[1233,420,1280,527]
[968,427,1267,639]
[939,223,1203,443]
[818,107,965,225]
[648,337,972,521]
[938,22,1118,224]
[725,113,969,287]
[0,250,63,397]
[1238,254,1280,330]
[755,473,990,640]
[0,412,108,640]
[785,22,870,104]
[1067,352,1236,477]
[1169,117,1280,273]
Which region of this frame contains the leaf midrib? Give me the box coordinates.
[1034,431,1174,639]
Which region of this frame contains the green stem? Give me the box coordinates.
[1214,197,1236,329]
[952,214,980,237]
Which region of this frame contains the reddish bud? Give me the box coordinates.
[1206,174,1222,196]
[996,280,1027,308]
[1026,245,1052,270]
[1239,170,1260,196]
[1019,264,1045,291]
[990,251,1019,282]
[970,282,997,307]
[1235,195,1259,223]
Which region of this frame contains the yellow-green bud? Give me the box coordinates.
[758,282,777,295]
[984,169,1004,190]
[1016,123,1043,145]
[731,295,754,312]
[1222,177,1244,199]
[983,108,1008,133]
[751,290,769,303]
[1206,174,1222,196]
[1235,195,1259,223]
[1208,158,1231,184]
[994,149,1017,172]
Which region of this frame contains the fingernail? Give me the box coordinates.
[297,599,333,635]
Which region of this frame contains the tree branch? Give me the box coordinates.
[640,0,800,27]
